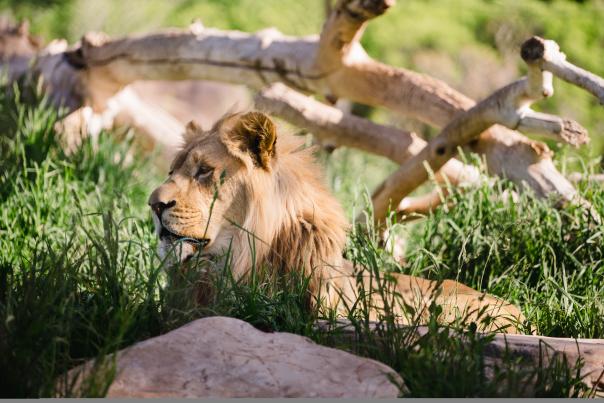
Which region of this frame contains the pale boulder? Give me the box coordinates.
[67,316,402,398]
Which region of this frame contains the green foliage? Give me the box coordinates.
[0,83,164,397]
[2,0,604,392]
[0,85,599,397]
[400,162,604,339]
[325,225,594,397]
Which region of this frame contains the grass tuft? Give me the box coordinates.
[0,84,600,397]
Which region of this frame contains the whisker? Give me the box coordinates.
[177,222,205,230]
[167,217,202,223]
[173,207,201,213]
[169,213,202,218]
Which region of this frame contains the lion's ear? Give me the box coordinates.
[183,120,202,144]
[227,111,277,170]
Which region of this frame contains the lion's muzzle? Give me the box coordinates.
[148,193,210,262]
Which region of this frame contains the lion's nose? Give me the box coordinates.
[150,200,176,217]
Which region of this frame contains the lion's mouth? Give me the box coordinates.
[159,226,210,248]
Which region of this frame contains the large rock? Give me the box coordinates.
[67,316,402,398]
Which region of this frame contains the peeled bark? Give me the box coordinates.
[371,61,589,220]
[56,1,591,209]
[255,82,480,184]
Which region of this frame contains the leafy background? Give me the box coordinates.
[1,0,604,397]
[3,0,604,199]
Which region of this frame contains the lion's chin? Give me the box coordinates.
[153,216,211,264]
[158,239,200,264]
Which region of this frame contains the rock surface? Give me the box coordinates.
[67,316,402,398]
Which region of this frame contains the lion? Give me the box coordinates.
[148,111,525,333]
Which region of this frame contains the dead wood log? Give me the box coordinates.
[0,25,186,160]
[568,173,604,184]
[370,37,590,221]
[56,0,596,209]
[0,19,40,81]
[255,82,479,216]
[255,82,480,182]
[315,319,604,396]
[4,7,603,217]
[256,82,425,165]
[395,188,450,218]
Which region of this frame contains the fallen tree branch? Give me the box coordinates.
[370,37,589,221]
[517,110,588,146]
[521,36,604,105]
[4,6,600,226]
[0,25,187,161]
[255,82,480,184]
[315,319,604,397]
[256,82,424,163]
[256,82,480,217]
[109,87,185,158]
[395,187,450,218]
[568,172,604,183]
[55,1,589,207]
[316,0,393,72]
[316,1,588,208]
[568,173,604,184]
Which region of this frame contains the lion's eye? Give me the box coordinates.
[195,165,214,181]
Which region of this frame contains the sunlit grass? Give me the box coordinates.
[0,85,601,397]
[399,167,604,339]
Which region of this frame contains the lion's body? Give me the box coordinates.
[149,112,524,333]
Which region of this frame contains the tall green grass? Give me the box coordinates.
[0,84,165,397]
[397,160,604,339]
[0,84,600,397]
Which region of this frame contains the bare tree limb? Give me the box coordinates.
[256,82,423,163]
[370,39,589,222]
[316,0,393,73]
[517,110,588,146]
[30,40,85,111]
[109,87,185,156]
[255,82,480,184]
[57,5,587,206]
[316,1,594,210]
[0,25,187,160]
[256,82,480,216]
[568,173,604,184]
[5,5,601,219]
[396,187,449,217]
[522,36,604,105]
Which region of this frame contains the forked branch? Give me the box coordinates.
[522,36,604,105]
[370,37,591,222]
[51,1,585,207]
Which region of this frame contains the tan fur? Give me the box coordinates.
[149,112,525,333]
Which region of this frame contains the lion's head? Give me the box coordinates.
[148,111,348,280]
